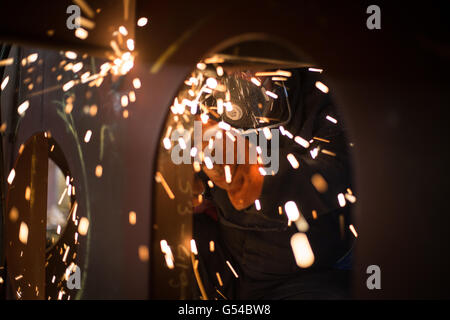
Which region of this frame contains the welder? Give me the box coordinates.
[192,67,354,300]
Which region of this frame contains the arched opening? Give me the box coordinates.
[3,132,82,300]
[151,37,356,299]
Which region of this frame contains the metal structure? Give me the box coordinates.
[0,1,449,299]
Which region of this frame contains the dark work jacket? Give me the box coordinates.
[195,68,354,300]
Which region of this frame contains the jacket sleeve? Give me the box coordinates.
[259,70,353,224]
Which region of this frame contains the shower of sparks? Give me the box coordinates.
[284,201,300,222]
[75,28,89,39]
[160,240,175,269]
[216,272,224,287]
[165,255,175,269]
[218,121,231,131]
[73,0,95,18]
[62,246,70,263]
[78,217,89,235]
[345,193,357,203]
[337,193,346,207]
[310,147,320,159]
[155,171,175,199]
[132,78,141,89]
[129,90,136,102]
[190,239,198,255]
[259,167,267,176]
[0,58,14,66]
[224,165,232,183]
[63,80,76,91]
[255,199,261,211]
[126,39,135,51]
[65,51,77,60]
[287,153,300,169]
[263,127,272,140]
[251,77,261,86]
[196,62,206,70]
[19,222,29,244]
[321,149,336,157]
[1,76,9,90]
[27,53,38,64]
[311,173,328,193]
[58,187,68,205]
[81,71,90,81]
[138,245,149,262]
[89,105,98,116]
[193,161,201,172]
[72,62,83,73]
[295,215,309,233]
[200,113,209,123]
[72,202,78,221]
[315,81,329,93]
[206,77,218,89]
[290,233,315,268]
[189,147,198,157]
[349,224,358,238]
[226,260,239,278]
[7,169,16,184]
[25,186,31,201]
[265,90,278,99]
[84,130,92,143]
[204,157,214,170]
[279,126,294,139]
[121,95,129,107]
[255,70,292,77]
[118,26,128,36]
[95,165,103,177]
[129,211,137,225]
[217,99,224,114]
[137,17,148,27]
[9,207,18,222]
[17,100,30,116]
[326,115,338,124]
[178,137,187,149]
[313,136,330,143]
[308,68,323,73]
[160,240,170,254]
[216,66,224,76]
[294,136,310,148]
[163,137,171,150]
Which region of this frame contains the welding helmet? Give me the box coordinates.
[201,68,292,133]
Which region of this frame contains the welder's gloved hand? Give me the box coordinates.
[199,119,264,211]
